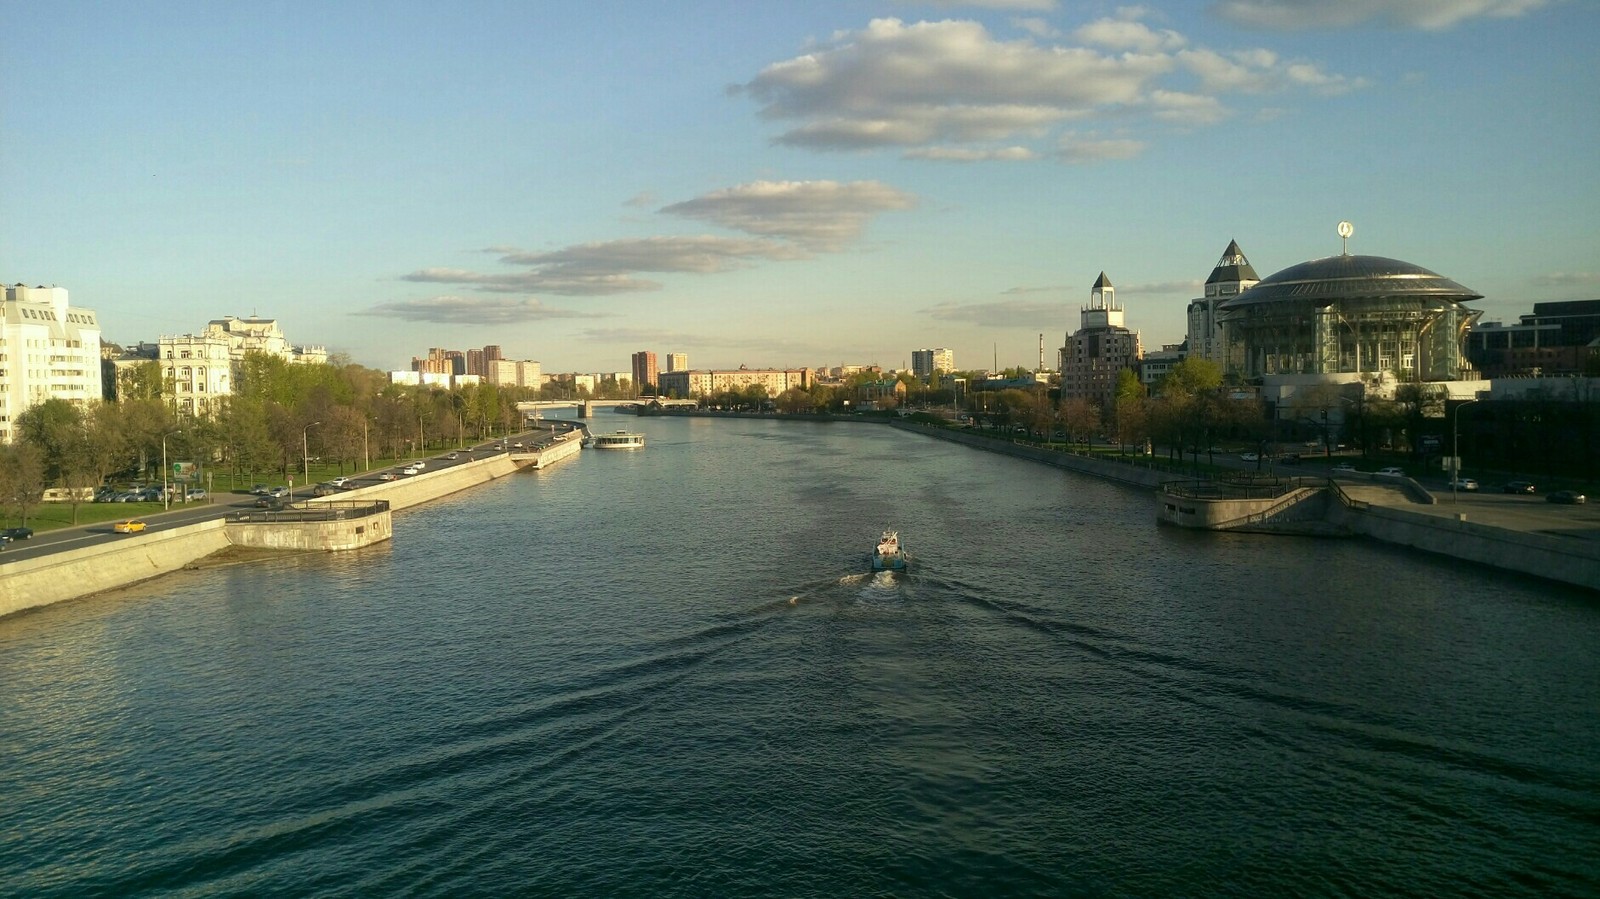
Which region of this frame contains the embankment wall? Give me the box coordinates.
[0,520,234,619]
[226,511,393,552]
[1334,503,1599,591]
[889,422,1166,489]
[307,455,522,513]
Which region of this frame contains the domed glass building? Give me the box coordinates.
[1218,254,1482,382]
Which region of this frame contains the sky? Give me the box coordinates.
[4,0,1597,375]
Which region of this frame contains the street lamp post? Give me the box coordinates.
[161,430,182,510]
[299,421,320,501]
[1452,399,1479,504]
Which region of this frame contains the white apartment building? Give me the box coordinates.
[656,368,810,398]
[0,284,104,443]
[158,315,328,416]
[485,359,542,389]
[911,347,954,378]
[665,353,688,372]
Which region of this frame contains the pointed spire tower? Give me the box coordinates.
[1188,240,1258,367]
[1205,240,1260,296]
[1082,271,1124,330]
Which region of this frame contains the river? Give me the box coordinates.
[2,414,1597,897]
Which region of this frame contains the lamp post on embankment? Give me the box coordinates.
[1452,399,1479,504]
[299,421,320,501]
[161,430,183,510]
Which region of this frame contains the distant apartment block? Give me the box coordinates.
[1140,344,1186,391]
[657,368,810,398]
[665,353,688,373]
[632,351,658,396]
[911,348,954,378]
[0,284,104,443]
[157,315,326,416]
[485,359,542,389]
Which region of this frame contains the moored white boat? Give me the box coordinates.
[870,529,907,572]
[593,430,646,450]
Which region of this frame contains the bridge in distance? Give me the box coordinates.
[516,398,695,419]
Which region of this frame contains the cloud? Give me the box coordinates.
[1531,271,1600,288]
[1055,133,1146,163]
[923,298,1066,327]
[910,0,1059,9]
[624,191,657,208]
[1210,0,1551,31]
[1001,284,1072,295]
[903,145,1037,161]
[1072,17,1186,52]
[737,14,1363,161]
[661,180,916,251]
[356,295,608,325]
[402,235,810,296]
[1011,17,1060,38]
[398,182,914,303]
[401,267,664,296]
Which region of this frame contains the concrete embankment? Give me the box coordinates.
[0,520,235,619]
[2,448,548,620]
[892,421,1599,591]
[1331,500,1600,591]
[306,454,523,513]
[888,421,1166,488]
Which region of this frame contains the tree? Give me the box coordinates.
[1058,397,1100,446]
[1112,369,1147,452]
[1157,357,1222,397]
[0,442,46,526]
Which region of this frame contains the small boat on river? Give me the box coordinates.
[592,431,646,450]
[870,530,907,572]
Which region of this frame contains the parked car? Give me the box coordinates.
[1502,480,1536,494]
[186,488,207,500]
[1376,467,1407,477]
[112,519,147,534]
[1546,490,1587,505]
[1,527,35,542]
[1449,478,1479,491]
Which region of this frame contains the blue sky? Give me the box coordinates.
[5,0,1595,374]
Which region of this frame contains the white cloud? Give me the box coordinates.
[1012,16,1060,38]
[1531,271,1600,288]
[1149,90,1230,125]
[1055,133,1146,163]
[661,180,916,251]
[356,295,607,325]
[738,14,1362,162]
[1072,17,1186,52]
[910,0,1059,9]
[924,298,1065,327]
[1211,0,1551,31]
[398,183,914,301]
[903,145,1038,161]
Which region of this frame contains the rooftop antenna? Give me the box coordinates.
[1337,220,1354,256]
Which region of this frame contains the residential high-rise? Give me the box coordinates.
[666,353,688,373]
[911,347,954,378]
[631,351,658,396]
[0,284,103,443]
[466,348,485,376]
[1058,272,1142,409]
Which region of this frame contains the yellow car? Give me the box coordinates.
[112,519,147,534]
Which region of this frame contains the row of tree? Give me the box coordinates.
[2,352,547,525]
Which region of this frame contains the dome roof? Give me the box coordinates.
[1220,254,1481,309]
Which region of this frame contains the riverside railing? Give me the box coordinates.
[229,500,390,524]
